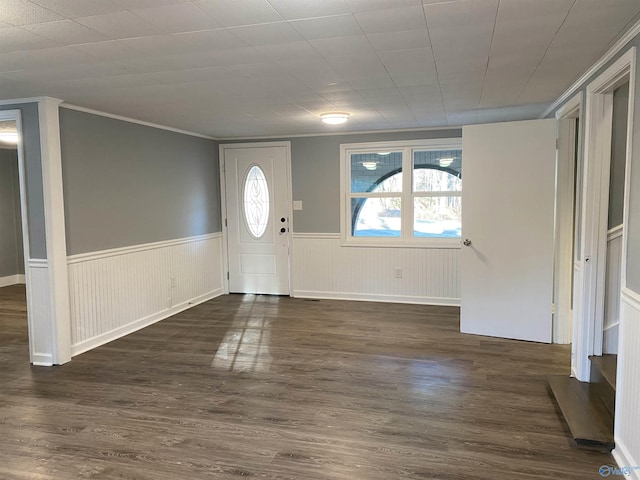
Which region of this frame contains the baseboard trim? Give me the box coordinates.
[612,440,640,480]
[70,289,223,357]
[0,274,26,287]
[31,353,53,367]
[292,290,460,306]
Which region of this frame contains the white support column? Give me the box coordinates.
[38,97,72,365]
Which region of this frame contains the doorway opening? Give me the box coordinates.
[0,111,32,366]
[554,93,582,347]
[601,82,629,355]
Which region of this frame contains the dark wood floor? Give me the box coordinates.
[0,285,612,479]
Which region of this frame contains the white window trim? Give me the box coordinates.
[340,138,462,249]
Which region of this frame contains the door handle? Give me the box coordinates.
[463,239,472,247]
[280,227,286,233]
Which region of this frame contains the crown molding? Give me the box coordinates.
[219,124,463,141]
[0,96,62,106]
[60,103,217,141]
[541,17,640,119]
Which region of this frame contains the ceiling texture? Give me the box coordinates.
[0,0,639,138]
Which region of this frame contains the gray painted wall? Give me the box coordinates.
[226,129,461,233]
[0,149,24,276]
[552,34,640,292]
[628,41,640,292]
[13,149,24,273]
[0,103,46,259]
[608,82,629,229]
[59,108,221,255]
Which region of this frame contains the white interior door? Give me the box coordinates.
[224,144,291,295]
[461,119,557,343]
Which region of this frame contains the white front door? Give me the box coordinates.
[223,144,291,295]
[460,119,557,343]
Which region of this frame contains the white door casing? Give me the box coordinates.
[553,92,582,360]
[461,119,557,343]
[572,47,635,381]
[222,143,292,295]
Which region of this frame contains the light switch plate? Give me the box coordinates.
[293,201,303,210]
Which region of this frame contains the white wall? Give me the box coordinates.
[614,289,640,480]
[292,234,459,305]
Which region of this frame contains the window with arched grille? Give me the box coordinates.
[341,139,462,245]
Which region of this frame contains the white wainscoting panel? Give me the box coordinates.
[604,227,623,354]
[27,259,53,365]
[67,233,224,356]
[613,288,640,480]
[292,234,460,305]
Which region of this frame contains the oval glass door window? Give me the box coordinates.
[243,165,270,238]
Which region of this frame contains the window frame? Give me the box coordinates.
[340,138,462,248]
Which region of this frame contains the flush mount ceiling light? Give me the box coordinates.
[320,112,350,125]
[0,132,18,144]
[439,157,454,167]
[377,152,391,156]
[362,161,377,170]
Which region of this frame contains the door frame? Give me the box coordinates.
[554,92,582,345]
[573,47,636,381]
[218,141,294,295]
[0,98,72,366]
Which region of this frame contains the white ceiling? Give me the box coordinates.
[0,0,638,138]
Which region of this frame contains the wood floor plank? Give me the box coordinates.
[547,375,614,449]
[0,286,613,479]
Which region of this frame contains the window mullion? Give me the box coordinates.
[413,192,462,198]
[350,192,401,198]
[401,147,413,241]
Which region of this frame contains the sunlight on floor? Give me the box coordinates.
[211,300,273,372]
